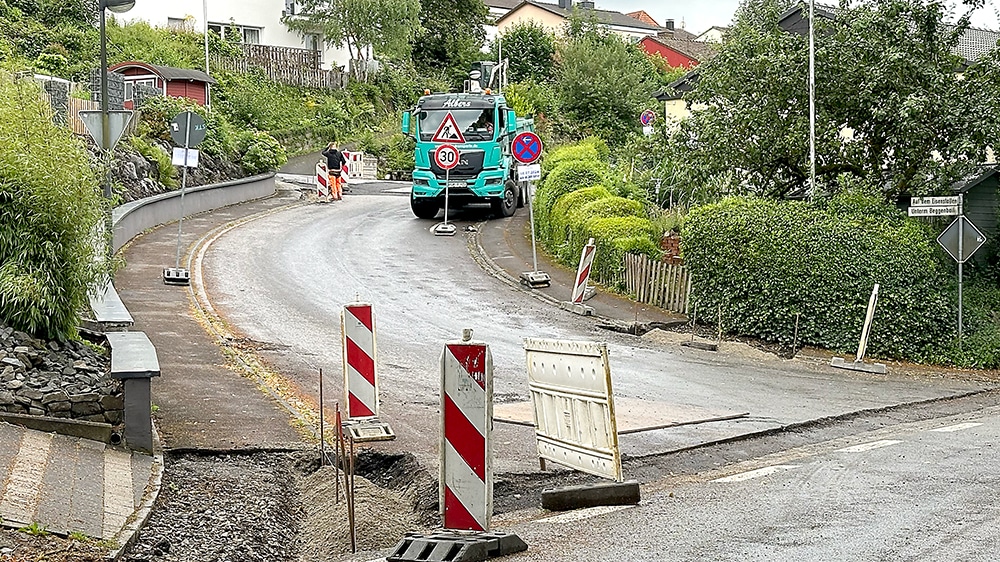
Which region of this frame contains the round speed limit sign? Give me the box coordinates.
[434,144,461,171]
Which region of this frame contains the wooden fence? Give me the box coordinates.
[68,97,100,136]
[624,253,692,314]
[211,44,347,90]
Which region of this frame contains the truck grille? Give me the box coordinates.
[431,149,484,179]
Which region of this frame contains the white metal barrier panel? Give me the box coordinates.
[342,303,378,420]
[523,338,622,481]
[316,162,329,198]
[440,332,493,531]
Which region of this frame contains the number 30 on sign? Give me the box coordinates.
[435,144,460,171]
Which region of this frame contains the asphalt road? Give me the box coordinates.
[501,406,1000,561]
[196,182,990,476]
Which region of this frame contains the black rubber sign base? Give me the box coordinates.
[387,531,528,562]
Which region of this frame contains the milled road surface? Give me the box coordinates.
[198,183,990,477]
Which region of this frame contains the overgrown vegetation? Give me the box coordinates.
[0,73,110,340]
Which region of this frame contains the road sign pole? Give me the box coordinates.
[443,167,451,227]
[527,181,539,272]
[175,112,191,269]
[958,196,964,346]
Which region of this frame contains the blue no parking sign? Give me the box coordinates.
[512,132,543,164]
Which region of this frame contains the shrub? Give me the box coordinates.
[535,158,609,230]
[681,194,950,359]
[585,215,661,284]
[0,74,109,339]
[546,186,612,259]
[541,143,600,176]
[237,130,287,174]
[129,136,176,189]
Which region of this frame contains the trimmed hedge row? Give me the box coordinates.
[534,140,661,284]
[681,194,951,359]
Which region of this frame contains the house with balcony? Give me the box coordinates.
[118,0,349,70]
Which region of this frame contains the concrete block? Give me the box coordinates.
[541,480,641,512]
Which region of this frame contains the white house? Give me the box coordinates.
[117,0,349,70]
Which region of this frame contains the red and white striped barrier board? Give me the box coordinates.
[440,332,493,532]
[316,162,329,198]
[342,303,378,420]
[571,237,597,304]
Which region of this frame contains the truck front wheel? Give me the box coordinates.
[492,182,518,218]
[410,195,440,219]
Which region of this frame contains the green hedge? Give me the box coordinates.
[535,158,609,234]
[546,186,611,255]
[681,194,951,359]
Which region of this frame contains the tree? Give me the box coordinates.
[555,21,659,146]
[490,20,557,84]
[285,0,421,79]
[412,0,488,80]
[0,75,110,339]
[669,0,998,200]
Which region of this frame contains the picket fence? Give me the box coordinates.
[623,253,692,314]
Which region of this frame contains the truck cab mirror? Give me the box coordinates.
[506,110,517,134]
[401,112,411,136]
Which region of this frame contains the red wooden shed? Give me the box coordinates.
[109,61,217,109]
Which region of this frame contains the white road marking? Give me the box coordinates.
[712,465,800,483]
[386,187,412,194]
[539,505,631,523]
[836,440,902,453]
[930,422,983,433]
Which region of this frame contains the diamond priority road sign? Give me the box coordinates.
[937,216,987,263]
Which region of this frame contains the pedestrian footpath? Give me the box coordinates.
[115,188,307,450]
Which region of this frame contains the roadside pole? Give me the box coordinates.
[163,111,207,285]
[932,194,987,347]
[512,131,549,288]
[432,144,460,236]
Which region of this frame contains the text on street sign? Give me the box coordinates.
[434,144,461,170]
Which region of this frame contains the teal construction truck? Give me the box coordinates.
[401,67,534,219]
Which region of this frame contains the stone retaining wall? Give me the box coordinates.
[0,326,123,425]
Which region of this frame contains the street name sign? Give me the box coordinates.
[908,205,959,217]
[937,216,986,263]
[911,196,960,206]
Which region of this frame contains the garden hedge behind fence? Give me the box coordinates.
[681,194,951,359]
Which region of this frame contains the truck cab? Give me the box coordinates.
[402,91,533,219]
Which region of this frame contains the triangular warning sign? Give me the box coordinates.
[78,110,134,151]
[432,112,466,143]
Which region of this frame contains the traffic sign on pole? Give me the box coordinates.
[78,109,133,151]
[908,206,959,217]
[640,109,656,126]
[431,112,466,143]
[434,144,460,171]
[937,216,986,263]
[911,196,960,207]
[512,131,543,164]
[170,111,206,147]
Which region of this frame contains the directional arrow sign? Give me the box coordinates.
[78,110,134,151]
[937,216,987,263]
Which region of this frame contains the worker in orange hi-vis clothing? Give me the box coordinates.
[322,141,346,200]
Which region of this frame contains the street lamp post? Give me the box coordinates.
[98,0,136,198]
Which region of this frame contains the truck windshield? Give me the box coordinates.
[419,109,496,142]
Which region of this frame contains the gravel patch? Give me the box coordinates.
[123,450,437,562]
[125,452,304,562]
